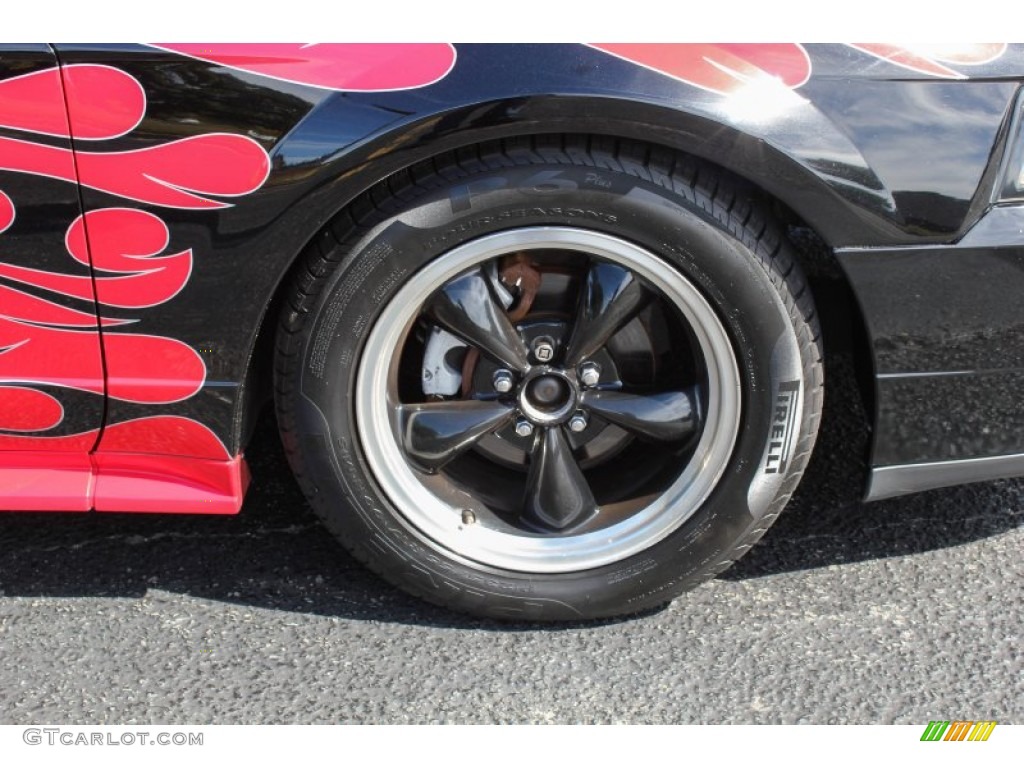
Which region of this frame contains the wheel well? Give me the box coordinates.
[239,133,876,472]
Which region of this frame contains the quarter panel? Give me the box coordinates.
[47,43,1023,474]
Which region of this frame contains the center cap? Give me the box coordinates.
[518,368,579,425]
[527,375,570,411]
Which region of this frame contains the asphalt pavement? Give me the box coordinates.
[0,344,1021,724]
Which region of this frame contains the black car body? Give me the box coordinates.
[1,43,1022,618]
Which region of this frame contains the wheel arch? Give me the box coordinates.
[235,97,875,463]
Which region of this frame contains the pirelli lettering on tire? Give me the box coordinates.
[764,380,801,475]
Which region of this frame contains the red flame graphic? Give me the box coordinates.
[0,428,97,452]
[99,415,230,460]
[76,134,271,209]
[66,209,192,308]
[0,208,206,405]
[103,333,205,404]
[0,65,144,141]
[0,67,70,137]
[0,317,105,396]
[588,44,811,96]
[848,44,1008,79]
[0,134,270,210]
[0,57,388,463]
[63,64,147,140]
[0,386,63,432]
[0,284,126,327]
[152,43,457,92]
[0,61,274,441]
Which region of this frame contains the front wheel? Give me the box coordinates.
[276,137,822,620]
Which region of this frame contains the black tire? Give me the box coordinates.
[275,136,822,621]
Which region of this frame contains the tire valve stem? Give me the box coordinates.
[461,509,477,525]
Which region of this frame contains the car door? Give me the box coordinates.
[0,45,105,508]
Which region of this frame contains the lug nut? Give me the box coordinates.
[568,412,588,433]
[461,509,477,525]
[492,369,514,393]
[515,419,534,438]
[579,362,601,388]
[532,336,555,363]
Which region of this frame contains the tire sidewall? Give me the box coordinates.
[291,162,813,619]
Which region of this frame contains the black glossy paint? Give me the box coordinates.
[800,78,1016,235]
[426,268,530,373]
[566,263,648,367]
[526,425,597,530]
[581,389,698,442]
[839,235,1024,465]
[874,371,1024,465]
[401,400,515,471]
[28,43,1024,483]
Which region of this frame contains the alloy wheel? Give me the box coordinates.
[355,227,741,573]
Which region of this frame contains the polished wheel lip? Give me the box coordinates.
[355,227,741,573]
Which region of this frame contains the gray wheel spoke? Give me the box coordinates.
[425,268,529,372]
[565,262,650,366]
[582,388,700,442]
[525,426,597,530]
[400,400,515,471]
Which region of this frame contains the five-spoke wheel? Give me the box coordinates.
[356,227,741,572]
